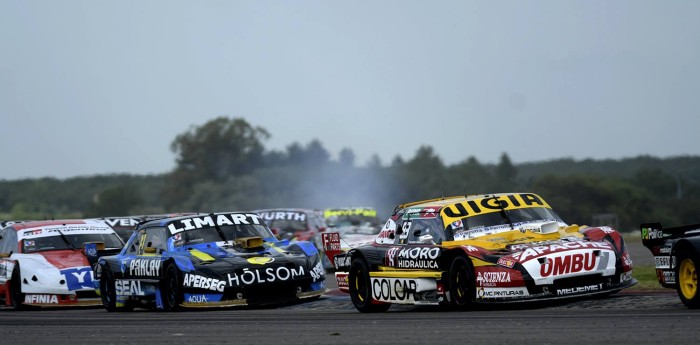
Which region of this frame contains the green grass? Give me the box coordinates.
[633,264,667,291]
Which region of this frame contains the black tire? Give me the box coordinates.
[162,264,183,311]
[100,265,132,312]
[676,251,700,309]
[448,256,474,308]
[348,257,390,313]
[10,264,26,310]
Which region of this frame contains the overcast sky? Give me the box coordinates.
[1,1,699,180]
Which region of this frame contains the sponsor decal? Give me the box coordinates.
[661,271,675,284]
[659,246,671,254]
[641,226,668,240]
[129,259,162,277]
[333,255,351,270]
[227,266,305,286]
[247,257,275,265]
[476,271,512,287]
[336,273,349,289]
[183,273,226,292]
[167,213,262,235]
[184,293,223,303]
[497,257,516,268]
[25,294,59,304]
[477,287,528,299]
[259,211,306,221]
[655,256,674,269]
[391,246,440,269]
[310,261,324,282]
[441,193,551,225]
[371,278,417,302]
[115,280,145,296]
[556,283,603,296]
[375,219,396,244]
[539,252,597,277]
[398,221,411,240]
[324,208,377,218]
[385,246,400,266]
[60,267,94,291]
[104,218,139,227]
[515,241,612,262]
[22,225,113,239]
[322,233,341,251]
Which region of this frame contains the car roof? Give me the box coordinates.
[8,219,98,231]
[395,193,546,212]
[140,211,260,227]
[254,208,315,213]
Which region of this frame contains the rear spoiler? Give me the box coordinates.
[641,223,700,249]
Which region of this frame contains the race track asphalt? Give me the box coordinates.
[0,239,684,345]
[1,287,698,345]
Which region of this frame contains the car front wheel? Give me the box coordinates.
[348,257,390,313]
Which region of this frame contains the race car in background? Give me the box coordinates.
[322,193,636,312]
[1,220,33,229]
[94,213,198,243]
[0,219,124,309]
[320,207,382,270]
[88,212,325,311]
[254,208,326,243]
[641,222,700,308]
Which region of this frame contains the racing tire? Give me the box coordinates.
[162,263,184,311]
[448,256,474,308]
[10,265,26,310]
[100,265,132,312]
[676,251,700,309]
[348,257,390,313]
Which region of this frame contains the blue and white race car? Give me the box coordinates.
[87,212,326,311]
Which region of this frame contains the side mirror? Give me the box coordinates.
[418,234,434,244]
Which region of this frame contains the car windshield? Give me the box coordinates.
[175,224,274,246]
[22,233,123,253]
[266,219,307,235]
[452,206,564,240]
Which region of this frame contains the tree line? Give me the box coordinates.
[2,116,699,232]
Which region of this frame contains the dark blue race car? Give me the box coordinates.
[86,212,325,311]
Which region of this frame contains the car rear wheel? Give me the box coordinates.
[449,256,474,308]
[348,257,390,313]
[676,251,700,309]
[162,264,183,311]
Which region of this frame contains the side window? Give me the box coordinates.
[142,227,167,255]
[0,228,9,253]
[406,219,444,245]
[125,229,143,255]
[0,229,18,254]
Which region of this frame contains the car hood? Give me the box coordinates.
[29,249,89,269]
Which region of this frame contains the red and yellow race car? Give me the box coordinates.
[323,193,636,312]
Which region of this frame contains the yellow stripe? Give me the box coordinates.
[469,258,494,267]
[370,270,442,278]
[264,242,286,253]
[188,249,215,262]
